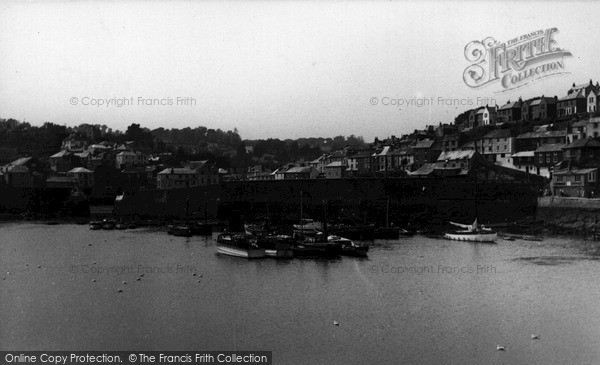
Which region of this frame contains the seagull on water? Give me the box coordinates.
[333,321,339,326]
[531,334,540,340]
[496,345,505,351]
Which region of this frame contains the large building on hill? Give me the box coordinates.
[476,129,515,168]
[558,80,599,117]
[497,99,522,124]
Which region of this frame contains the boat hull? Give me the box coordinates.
[244,223,267,236]
[341,246,369,257]
[102,222,115,230]
[292,242,342,257]
[217,244,266,258]
[444,232,497,243]
[255,235,294,258]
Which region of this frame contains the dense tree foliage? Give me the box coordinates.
[0,118,367,170]
[0,120,69,158]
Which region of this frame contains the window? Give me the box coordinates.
[500,154,505,158]
[557,175,563,182]
[546,157,550,163]
[575,175,581,182]
[590,172,597,182]
[539,157,543,163]
[554,156,557,162]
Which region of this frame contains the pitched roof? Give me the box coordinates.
[555,167,598,175]
[437,150,475,161]
[158,168,196,175]
[285,166,312,174]
[9,157,33,166]
[50,150,72,158]
[186,160,209,170]
[310,155,327,164]
[116,151,137,156]
[529,97,556,106]
[563,137,600,149]
[516,130,567,139]
[351,150,373,158]
[68,167,92,173]
[325,161,344,167]
[559,90,585,101]
[413,139,435,149]
[483,129,512,139]
[511,151,535,157]
[75,151,90,158]
[410,163,436,176]
[122,166,146,174]
[7,165,29,173]
[377,146,391,156]
[534,144,566,153]
[498,101,521,110]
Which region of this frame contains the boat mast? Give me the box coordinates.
[386,198,390,228]
[186,194,190,220]
[204,191,208,225]
[300,189,303,236]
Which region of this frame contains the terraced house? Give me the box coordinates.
[497,99,522,124]
[533,143,565,178]
[477,129,515,168]
[529,96,557,120]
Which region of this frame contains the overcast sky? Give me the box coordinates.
[1,1,599,141]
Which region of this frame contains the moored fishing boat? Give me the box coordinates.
[399,228,415,237]
[328,235,369,257]
[89,220,103,230]
[168,225,192,237]
[244,222,268,236]
[115,222,127,230]
[293,219,323,234]
[255,235,294,258]
[101,219,115,230]
[292,232,342,257]
[216,233,266,258]
[444,219,497,243]
[329,224,376,240]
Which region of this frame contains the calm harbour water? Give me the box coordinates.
[1,222,600,364]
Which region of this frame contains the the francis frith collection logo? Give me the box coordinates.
[463,27,572,91]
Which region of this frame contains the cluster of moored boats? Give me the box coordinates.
[89,216,542,259]
[89,219,135,230]
[216,219,370,259]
